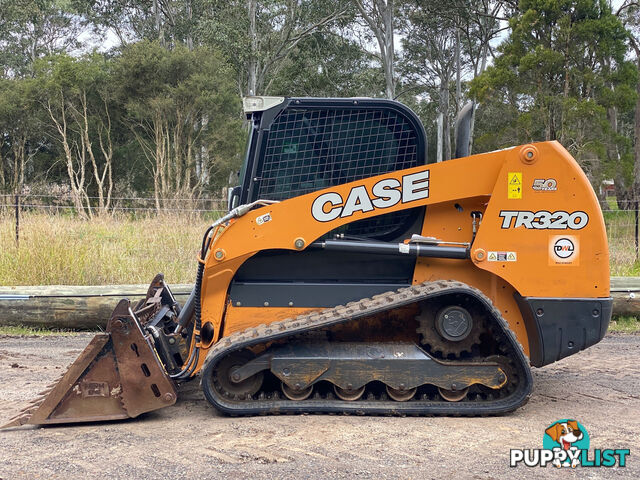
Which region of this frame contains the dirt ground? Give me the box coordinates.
[0,332,638,480]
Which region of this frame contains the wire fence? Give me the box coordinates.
[0,193,228,214]
[0,193,228,248]
[1,193,639,268]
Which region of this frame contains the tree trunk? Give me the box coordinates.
[186,0,193,51]
[78,91,108,214]
[436,112,443,163]
[0,146,5,195]
[97,103,114,213]
[247,0,258,95]
[356,0,395,99]
[11,136,26,192]
[46,98,89,218]
[440,81,451,161]
[455,27,461,115]
[154,0,163,44]
[634,55,640,201]
[381,0,395,99]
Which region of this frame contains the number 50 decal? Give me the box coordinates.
[499,210,589,230]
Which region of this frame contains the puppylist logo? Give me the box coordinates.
[510,420,630,468]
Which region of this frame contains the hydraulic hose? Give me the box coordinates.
[171,199,279,380]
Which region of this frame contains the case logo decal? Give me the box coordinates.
[311,170,429,222]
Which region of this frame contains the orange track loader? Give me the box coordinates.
[4,97,611,426]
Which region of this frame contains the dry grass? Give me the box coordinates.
[0,208,638,286]
[0,212,208,286]
[604,209,640,276]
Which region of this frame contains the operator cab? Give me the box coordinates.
[228,96,431,308]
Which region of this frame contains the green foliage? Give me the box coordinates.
[196,0,350,95]
[267,32,383,97]
[609,315,640,333]
[113,41,245,194]
[0,0,84,76]
[1,0,639,204]
[471,0,637,186]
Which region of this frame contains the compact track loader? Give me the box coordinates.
[4,96,611,426]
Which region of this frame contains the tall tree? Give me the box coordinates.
[198,0,348,96]
[471,0,635,193]
[35,53,118,217]
[0,0,85,76]
[113,41,243,208]
[617,1,640,201]
[0,77,43,196]
[267,31,383,97]
[401,2,459,160]
[355,0,396,99]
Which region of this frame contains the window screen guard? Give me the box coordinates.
[258,107,421,198]
[255,103,425,239]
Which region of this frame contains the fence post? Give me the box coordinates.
[15,193,20,248]
[635,200,639,260]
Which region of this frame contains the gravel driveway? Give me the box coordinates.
[1,332,638,479]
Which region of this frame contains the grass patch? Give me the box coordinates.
[0,212,208,286]
[0,325,80,336]
[603,209,640,276]
[1,208,640,285]
[601,198,640,276]
[609,315,640,333]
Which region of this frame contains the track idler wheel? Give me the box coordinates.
[213,351,264,400]
[438,386,469,402]
[334,385,365,401]
[386,385,417,402]
[281,382,313,401]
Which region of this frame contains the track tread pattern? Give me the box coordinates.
[200,280,533,416]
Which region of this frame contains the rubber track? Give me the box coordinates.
[200,280,533,416]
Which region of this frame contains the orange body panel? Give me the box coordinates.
[413,199,529,355]
[471,142,609,298]
[191,141,609,373]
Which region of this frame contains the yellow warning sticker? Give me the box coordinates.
[508,172,522,199]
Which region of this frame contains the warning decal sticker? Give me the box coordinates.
[508,172,522,199]
[487,251,517,262]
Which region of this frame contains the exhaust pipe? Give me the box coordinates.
[454,101,475,159]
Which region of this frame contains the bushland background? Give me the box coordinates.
[1,0,640,289]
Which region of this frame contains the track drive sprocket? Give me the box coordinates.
[416,300,486,358]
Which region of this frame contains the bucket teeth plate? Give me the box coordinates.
[2,299,177,428]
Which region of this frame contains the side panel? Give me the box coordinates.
[471,142,609,298]
[411,198,530,356]
[515,295,612,366]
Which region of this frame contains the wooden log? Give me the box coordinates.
[0,284,192,330]
[1,278,639,330]
[610,277,640,317]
